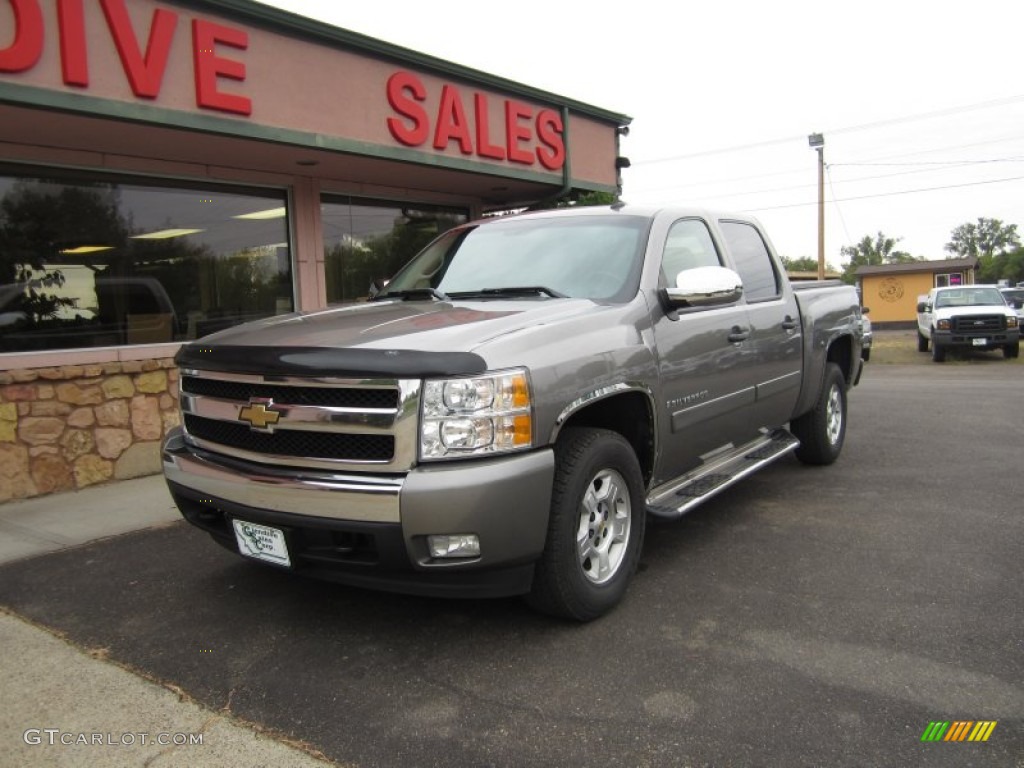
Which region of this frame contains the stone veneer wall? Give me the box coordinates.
[0,359,179,503]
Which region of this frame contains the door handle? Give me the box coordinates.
[781,316,798,331]
[728,326,750,343]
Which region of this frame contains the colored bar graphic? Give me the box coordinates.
[968,722,997,742]
[921,720,997,742]
[945,721,973,741]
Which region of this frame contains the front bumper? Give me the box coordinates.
[162,428,555,598]
[932,327,1019,349]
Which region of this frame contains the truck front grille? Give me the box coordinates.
[181,376,398,409]
[183,414,395,462]
[951,315,1005,333]
[179,370,420,471]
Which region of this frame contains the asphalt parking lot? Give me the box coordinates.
[1,361,1022,767]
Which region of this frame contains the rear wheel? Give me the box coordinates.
[527,427,646,621]
[791,363,847,466]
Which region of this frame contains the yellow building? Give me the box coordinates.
[856,259,979,326]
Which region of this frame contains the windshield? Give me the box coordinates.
[934,287,1005,308]
[378,214,650,302]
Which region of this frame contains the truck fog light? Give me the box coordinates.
[428,534,481,559]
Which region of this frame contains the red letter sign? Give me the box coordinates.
[505,100,534,165]
[386,71,429,147]
[192,19,251,116]
[100,0,177,99]
[474,93,505,160]
[432,84,473,154]
[536,109,565,170]
[57,0,88,87]
[0,0,43,72]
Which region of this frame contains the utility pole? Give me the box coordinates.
[808,133,825,280]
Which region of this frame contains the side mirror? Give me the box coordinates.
[368,278,389,299]
[664,266,744,309]
[916,302,928,313]
[861,306,870,315]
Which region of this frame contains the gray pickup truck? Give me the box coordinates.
[163,205,863,620]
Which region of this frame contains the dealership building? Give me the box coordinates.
[0,0,629,501]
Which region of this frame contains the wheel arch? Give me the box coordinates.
[551,386,656,486]
[825,333,855,386]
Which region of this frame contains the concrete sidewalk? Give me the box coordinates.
[0,476,335,767]
[0,475,180,566]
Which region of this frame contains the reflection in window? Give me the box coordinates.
[322,197,467,304]
[718,220,780,302]
[0,171,292,352]
[661,219,721,287]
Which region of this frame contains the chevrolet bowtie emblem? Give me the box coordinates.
[238,402,282,431]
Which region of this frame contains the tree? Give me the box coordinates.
[980,246,1024,285]
[944,218,1019,261]
[839,232,918,284]
[781,255,839,274]
[944,218,1020,283]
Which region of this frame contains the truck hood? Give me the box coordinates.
[932,305,1016,320]
[177,298,623,377]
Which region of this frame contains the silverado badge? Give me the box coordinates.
[238,401,282,432]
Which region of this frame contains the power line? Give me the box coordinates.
[747,174,1024,212]
[825,165,852,247]
[631,93,1024,166]
[832,157,1024,167]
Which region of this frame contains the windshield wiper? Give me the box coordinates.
[449,286,568,299]
[372,288,450,302]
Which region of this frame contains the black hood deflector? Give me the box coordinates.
[175,345,488,378]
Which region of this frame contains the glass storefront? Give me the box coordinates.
[321,197,467,304]
[0,169,293,353]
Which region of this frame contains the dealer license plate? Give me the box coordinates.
[972,338,988,347]
[232,519,291,567]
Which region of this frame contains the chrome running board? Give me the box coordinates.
[646,429,799,520]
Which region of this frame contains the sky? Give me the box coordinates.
[257,0,1024,268]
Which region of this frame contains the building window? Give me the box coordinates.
[0,169,293,353]
[935,272,964,287]
[321,197,467,304]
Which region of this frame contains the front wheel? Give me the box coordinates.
[527,427,646,621]
[931,340,946,362]
[1005,341,1020,359]
[918,332,929,352]
[791,363,847,466]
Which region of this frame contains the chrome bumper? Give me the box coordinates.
[162,428,402,523]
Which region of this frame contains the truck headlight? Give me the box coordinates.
[937,319,951,331]
[420,369,532,460]
[1008,316,1019,328]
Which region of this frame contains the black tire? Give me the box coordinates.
[1005,341,1020,359]
[791,363,847,466]
[917,332,929,352]
[931,340,946,362]
[527,427,646,621]
[862,347,871,362]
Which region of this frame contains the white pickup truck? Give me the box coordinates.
[916,285,1020,361]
